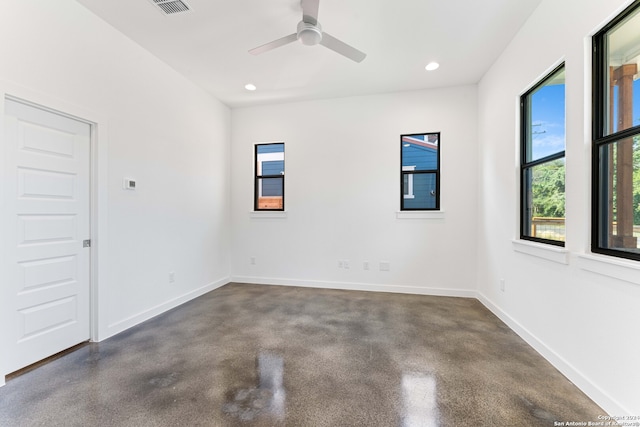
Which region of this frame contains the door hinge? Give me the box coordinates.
[83,239,91,248]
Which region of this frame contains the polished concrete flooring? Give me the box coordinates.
[0,283,606,426]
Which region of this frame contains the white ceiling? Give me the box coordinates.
[75,0,541,108]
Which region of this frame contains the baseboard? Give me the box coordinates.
[230,275,477,298]
[476,292,629,416]
[101,276,230,341]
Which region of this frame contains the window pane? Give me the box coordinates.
[402,173,437,210]
[523,159,565,242]
[604,6,640,135]
[257,144,284,176]
[597,138,640,252]
[255,143,284,211]
[402,134,438,171]
[525,67,566,162]
[256,177,283,209]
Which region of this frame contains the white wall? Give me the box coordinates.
[231,87,478,297]
[0,0,231,382]
[477,0,640,415]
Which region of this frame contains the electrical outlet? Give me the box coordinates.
[169,271,175,283]
[379,262,390,272]
[500,279,505,292]
[250,257,256,265]
[344,260,350,269]
[338,260,343,268]
[363,261,370,270]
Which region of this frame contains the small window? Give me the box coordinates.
[401,133,440,210]
[593,1,640,261]
[255,143,284,211]
[520,64,566,246]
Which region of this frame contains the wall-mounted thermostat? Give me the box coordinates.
[123,178,136,190]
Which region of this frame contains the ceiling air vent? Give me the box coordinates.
[151,0,191,15]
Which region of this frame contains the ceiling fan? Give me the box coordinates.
[248,0,367,63]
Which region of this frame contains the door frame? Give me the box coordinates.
[0,83,109,386]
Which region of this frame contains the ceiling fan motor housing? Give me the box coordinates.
[297,20,323,46]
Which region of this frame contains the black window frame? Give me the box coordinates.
[400,132,441,211]
[592,0,640,262]
[254,142,285,212]
[519,63,566,247]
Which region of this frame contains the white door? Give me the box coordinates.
[3,98,91,373]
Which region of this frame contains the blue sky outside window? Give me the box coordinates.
[527,72,565,162]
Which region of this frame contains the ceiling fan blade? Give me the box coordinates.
[301,0,320,25]
[249,33,298,56]
[320,32,366,63]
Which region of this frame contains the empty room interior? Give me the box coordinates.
[1,0,639,425]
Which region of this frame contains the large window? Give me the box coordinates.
[255,143,284,211]
[593,0,640,261]
[401,133,440,210]
[520,65,566,245]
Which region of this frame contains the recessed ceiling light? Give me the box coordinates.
[425,62,440,71]
[245,83,257,91]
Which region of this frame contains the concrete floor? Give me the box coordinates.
[0,283,606,426]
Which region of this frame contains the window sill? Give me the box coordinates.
[512,239,569,264]
[577,253,640,286]
[396,211,445,220]
[250,211,287,219]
